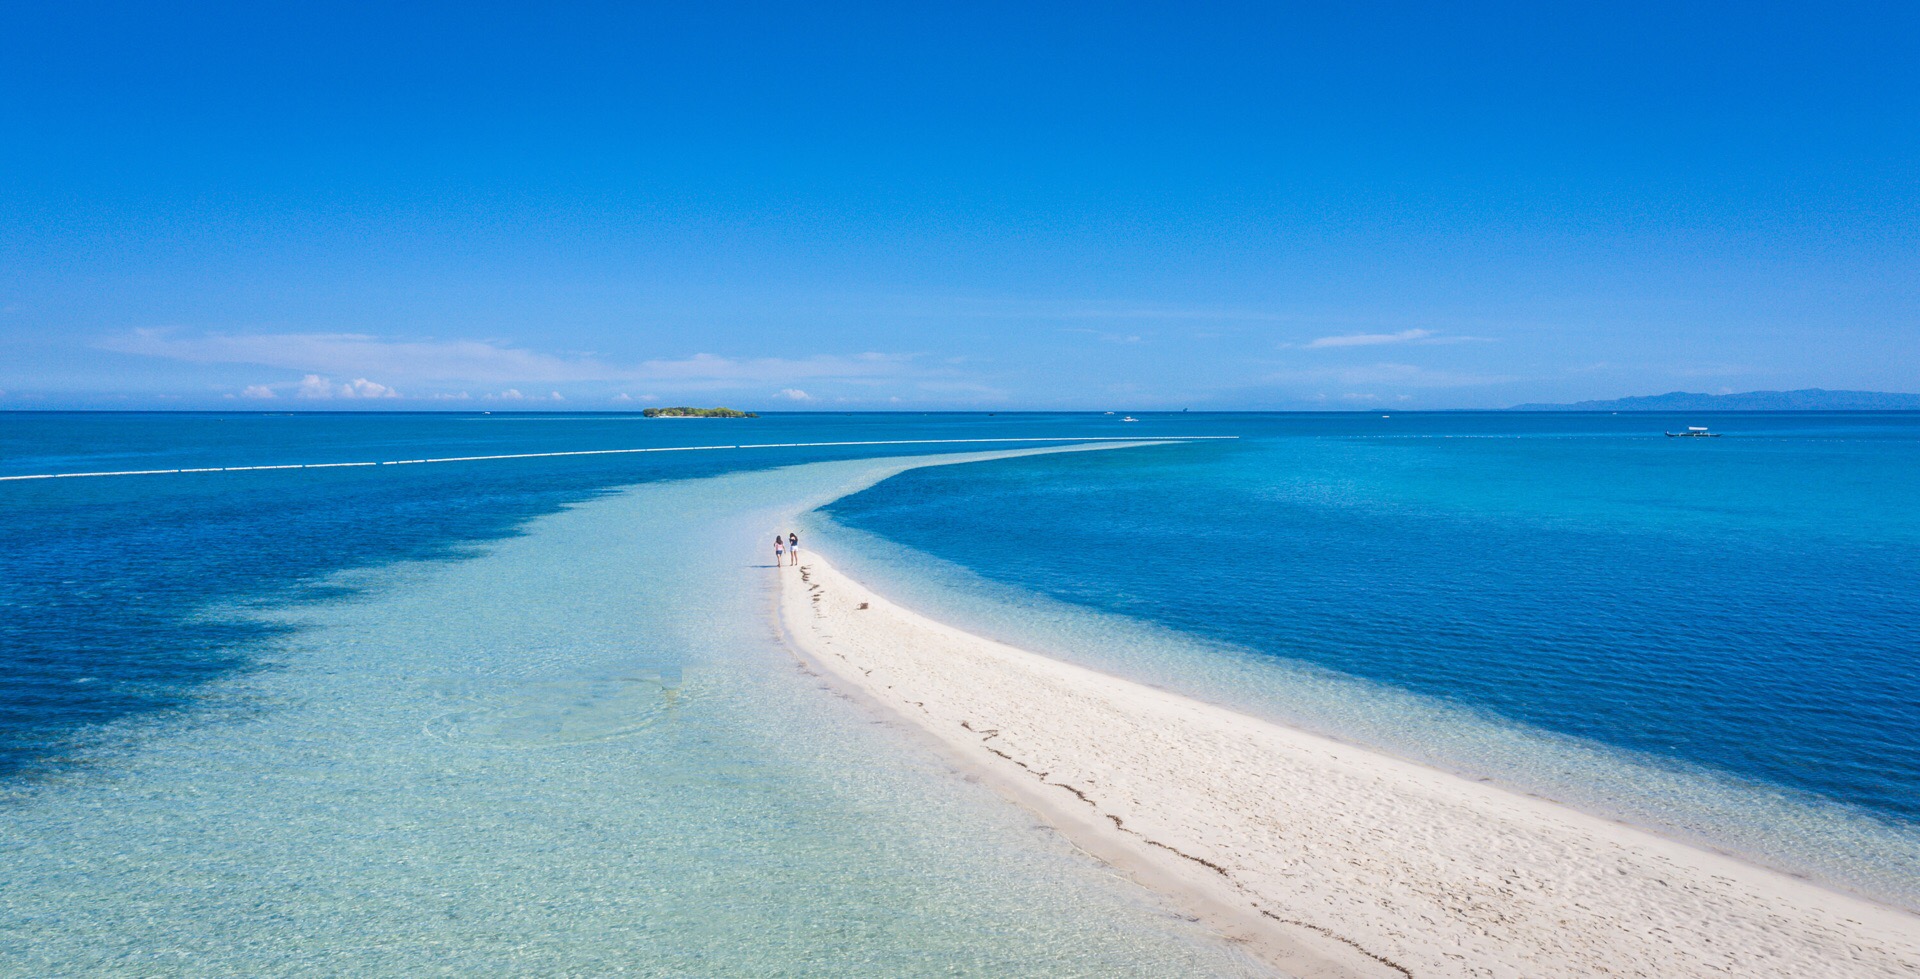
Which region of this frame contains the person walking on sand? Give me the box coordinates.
[788,532,800,566]
[773,534,785,567]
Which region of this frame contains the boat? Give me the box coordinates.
[1121,416,1139,422]
[1665,426,1720,438]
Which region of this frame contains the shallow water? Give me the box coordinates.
[1,455,1263,976]
[820,412,1920,907]
[0,411,1158,783]
[10,409,1918,972]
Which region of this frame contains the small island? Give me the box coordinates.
[641,406,758,418]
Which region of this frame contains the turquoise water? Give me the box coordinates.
[7,410,1919,973]
[820,412,1920,907]
[0,411,1162,782]
[1,437,1264,976]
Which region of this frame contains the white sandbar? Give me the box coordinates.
[779,550,1920,978]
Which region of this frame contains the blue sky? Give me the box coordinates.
[2,2,1914,409]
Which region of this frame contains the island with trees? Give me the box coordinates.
[641,406,758,418]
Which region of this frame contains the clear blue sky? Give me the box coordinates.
[3,2,1914,409]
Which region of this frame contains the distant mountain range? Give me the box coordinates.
[1510,389,1920,411]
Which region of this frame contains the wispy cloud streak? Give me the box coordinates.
[100,330,919,389]
[1305,329,1434,348]
[1296,329,1493,349]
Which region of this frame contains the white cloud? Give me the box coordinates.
[1296,329,1493,350]
[1305,329,1433,349]
[240,384,276,399]
[549,391,563,401]
[294,374,399,399]
[612,393,632,402]
[100,329,919,390]
[775,388,813,401]
[491,389,526,401]
[341,378,399,398]
[106,331,596,384]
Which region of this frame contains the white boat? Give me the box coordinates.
[1121,416,1139,422]
[1665,426,1720,438]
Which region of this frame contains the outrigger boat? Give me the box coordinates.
[1665,426,1720,438]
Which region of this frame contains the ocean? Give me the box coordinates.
[818,411,1920,906]
[3,410,1916,972]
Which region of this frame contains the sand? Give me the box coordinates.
[778,550,1920,978]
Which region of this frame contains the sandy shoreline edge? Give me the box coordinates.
[777,549,1920,978]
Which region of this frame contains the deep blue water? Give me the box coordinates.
[8,410,1917,854]
[0,411,1138,783]
[3,416,1277,976]
[827,412,1920,827]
